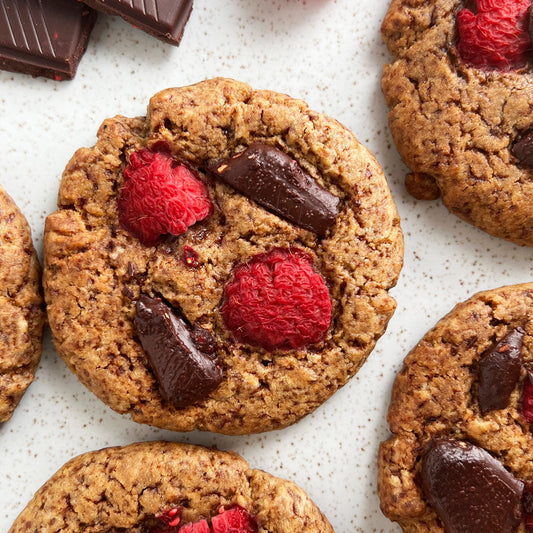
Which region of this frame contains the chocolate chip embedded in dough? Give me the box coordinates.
[134,295,223,408]
[421,438,524,533]
[208,143,340,236]
[511,131,533,168]
[478,327,524,415]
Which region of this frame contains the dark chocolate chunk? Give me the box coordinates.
[421,438,524,533]
[191,324,218,356]
[134,295,222,408]
[512,131,533,168]
[0,0,96,80]
[208,143,340,236]
[83,0,193,46]
[478,328,524,415]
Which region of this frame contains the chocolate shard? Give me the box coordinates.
[511,131,533,168]
[0,0,96,80]
[421,438,524,533]
[134,295,222,408]
[208,143,340,236]
[478,327,524,415]
[83,0,193,46]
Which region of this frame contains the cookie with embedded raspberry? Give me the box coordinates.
[43,77,403,434]
[378,282,533,531]
[381,0,533,246]
[8,441,334,532]
[0,184,44,423]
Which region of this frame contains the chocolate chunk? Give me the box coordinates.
[83,0,193,46]
[0,0,96,80]
[512,131,533,168]
[478,328,524,415]
[191,324,218,356]
[421,438,524,533]
[209,143,340,236]
[134,295,222,408]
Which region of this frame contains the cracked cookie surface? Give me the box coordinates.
[378,282,533,531]
[43,77,403,435]
[8,440,334,532]
[381,0,533,246]
[0,184,44,423]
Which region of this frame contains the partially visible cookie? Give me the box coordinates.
[43,77,403,434]
[381,0,533,246]
[378,283,533,531]
[8,441,334,532]
[0,185,44,423]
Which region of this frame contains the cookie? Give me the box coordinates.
[381,0,533,246]
[378,283,533,531]
[43,77,403,435]
[8,440,334,532]
[0,185,44,422]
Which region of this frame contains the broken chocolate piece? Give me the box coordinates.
[191,324,218,356]
[134,295,222,408]
[421,438,524,533]
[512,131,533,168]
[209,143,340,236]
[83,0,193,46]
[0,0,96,80]
[478,327,524,415]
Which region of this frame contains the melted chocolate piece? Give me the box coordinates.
[83,0,193,46]
[0,0,96,80]
[512,131,533,168]
[478,328,524,415]
[134,295,222,408]
[209,143,340,236]
[421,438,524,533]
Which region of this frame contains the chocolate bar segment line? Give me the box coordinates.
[82,0,193,46]
[0,0,96,80]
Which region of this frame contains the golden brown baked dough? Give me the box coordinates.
[0,184,44,422]
[44,78,403,434]
[8,441,334,532]
[381,0,533,246]
[378,283,533,531]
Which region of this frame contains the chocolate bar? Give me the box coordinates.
[0,0,96,80]
[83,0,193,46]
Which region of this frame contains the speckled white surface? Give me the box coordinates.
[0,1,532,532]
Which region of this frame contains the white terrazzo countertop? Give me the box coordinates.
[1,1,532,532]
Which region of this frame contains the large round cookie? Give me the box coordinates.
[378,283,533,531]
[43,77,403,434]
[8,440,334,532]
[0,184,44,423]
[381,0,533,246]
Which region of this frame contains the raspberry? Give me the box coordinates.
[457,0,531,71]
[522,370,533,423]
[211,506,258,533]
[148,508,182,532]
[221,248,332,352]
[179,519,210,533]
[158,508,182,528]
[118,148,213,246]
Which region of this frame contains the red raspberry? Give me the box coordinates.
[221,248,332,352]
[211,506,258,533]
[179,519,210,533]
[522,370,533,423]
[118,148,213,246]
[457,0,531,71]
